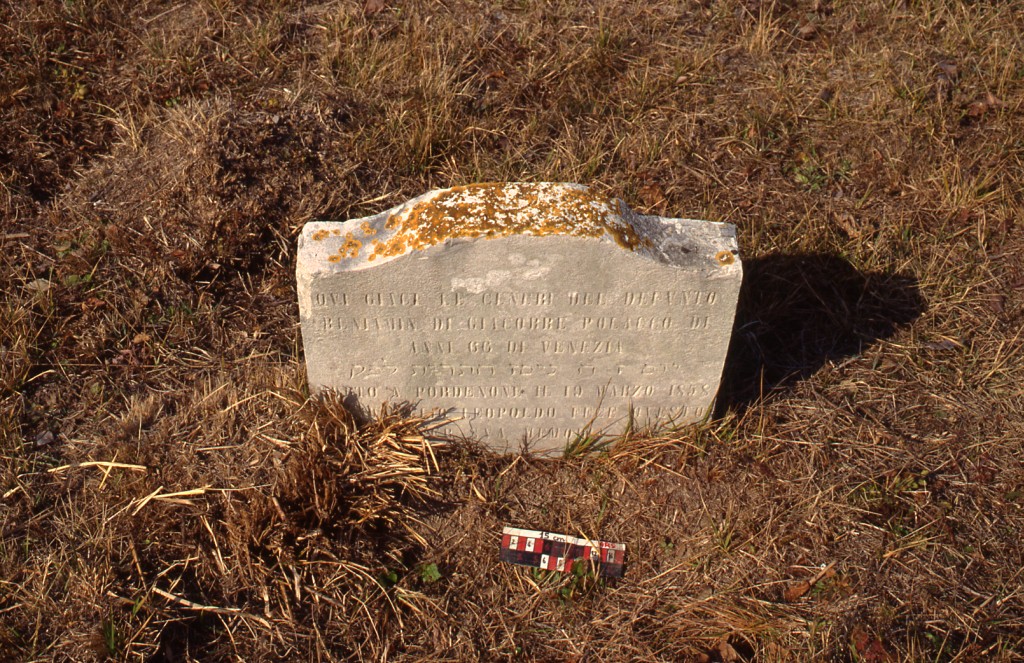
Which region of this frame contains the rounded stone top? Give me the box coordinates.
[371,182,642,258]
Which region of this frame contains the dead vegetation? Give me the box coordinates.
[2,0,1024,660]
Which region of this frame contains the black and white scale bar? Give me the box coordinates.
[500,526,625,578]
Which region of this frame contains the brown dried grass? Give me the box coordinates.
[2,0,1024,660]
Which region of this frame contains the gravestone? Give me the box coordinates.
[297,183,742,454]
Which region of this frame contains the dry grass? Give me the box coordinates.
[2,0,1024,660]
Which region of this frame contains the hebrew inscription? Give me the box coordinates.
[297,183,743,454]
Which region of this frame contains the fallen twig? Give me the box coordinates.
[152,587,272,628]
[131,486,210,515]
[47,461,148,474]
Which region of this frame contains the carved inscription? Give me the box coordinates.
[306,276,729,449]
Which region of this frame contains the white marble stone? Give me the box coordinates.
[297,183,742,454]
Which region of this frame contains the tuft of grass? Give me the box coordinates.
[563,431,611,458]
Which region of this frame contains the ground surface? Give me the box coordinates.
[2,0,1023,660]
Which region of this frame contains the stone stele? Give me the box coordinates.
[296,182,742,454]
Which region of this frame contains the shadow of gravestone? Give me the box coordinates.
[715,253,926,415]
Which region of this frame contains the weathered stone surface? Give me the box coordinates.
[297,183,742,454]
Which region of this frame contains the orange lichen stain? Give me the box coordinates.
[715,250,735,266]
[368,183,640,261]
[327,255,341,263]
[331,229,342,236]
[311,229,330,241]
[360,221,377,236]
[338,232,362,259]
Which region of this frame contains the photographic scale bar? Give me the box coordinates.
[499,526,625,578]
